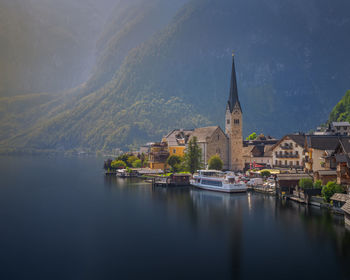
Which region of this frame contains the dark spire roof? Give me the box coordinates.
[227,53,242,113]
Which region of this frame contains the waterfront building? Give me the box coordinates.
[225,54,244,171]
[330,193,350,209]
[162,129,193,157]
[190,126,229,170]
[271,134,305,170]
[304,135,341,173]
[341,201,350,227]
[149,142,169,170]
[242,134,278,170]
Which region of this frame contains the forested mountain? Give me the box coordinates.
[0,0,115,96]
[2,0,350,153]
[329,90,350,123]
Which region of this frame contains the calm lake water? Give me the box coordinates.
[1,156,350,280]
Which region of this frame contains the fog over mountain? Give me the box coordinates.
[0,0,116,96]
[1,0,350,153]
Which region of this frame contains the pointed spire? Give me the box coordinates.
[228,52,242,113]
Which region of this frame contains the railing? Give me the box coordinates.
[274,164,304,169]
[280,145,293,150]
[275,154,299,158]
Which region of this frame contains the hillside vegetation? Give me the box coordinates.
[329,90,350,123]
[2,0,350,154]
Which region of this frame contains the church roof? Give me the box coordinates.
[227,54,242,113]
[191,126,226,143]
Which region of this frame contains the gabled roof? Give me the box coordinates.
[191,126,227,143]
[331,193,350,203]
[163,129,193,147]
[339,137,350,154]
[342,201,350,214]
[271,134,306,150]
[306,135,340,150]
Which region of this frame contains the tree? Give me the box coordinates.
[208,155,223,170]
[260,170,271,178]
[298,178,313,189]
[132,159,142,168]
[184,136,203,174]
[321,181,344,202]
[167,155,182,173]
[246,132,257,141]
[313,180,323,189]
[126,155,138,167]
[111,160,127,169]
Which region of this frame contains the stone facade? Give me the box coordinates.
[191,126,229,170]
[224,54,244,171]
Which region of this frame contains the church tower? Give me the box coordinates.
[225,54,244,171]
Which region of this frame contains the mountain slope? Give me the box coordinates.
[2,0,350,153]
[0,0,115,96]
[329,90,350,123]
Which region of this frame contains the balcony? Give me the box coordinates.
[275,154,299,159]
[274,164,304,169]
[280,144,293,150]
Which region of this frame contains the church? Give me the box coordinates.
[157,54,245,171]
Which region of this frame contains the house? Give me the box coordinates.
[330,193,350,209]
[276,173,313,195]
[162,129,193,158]
[341,201,350,227]
[149,142,169,170]
[331,122,350,136]
[271,134,306,170]
[314,170,337,185]
[304,135,340,173]
[243,144,273,170]
[242,134,278,170]
[190,126,229,170]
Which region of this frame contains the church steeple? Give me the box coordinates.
[227,53,242,113]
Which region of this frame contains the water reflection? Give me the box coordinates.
[104,177,350,279]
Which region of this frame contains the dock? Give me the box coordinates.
[151,174,191,187]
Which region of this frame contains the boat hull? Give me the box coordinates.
[191,182,247,193]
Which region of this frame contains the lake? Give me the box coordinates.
[0,156,350,280]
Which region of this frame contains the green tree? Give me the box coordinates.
[167,155,182,173]
[184,136,203,174]
[132,159,142,168]
[246,132,257,141]
[313,180,323,189]
[260,170,271,178]
[111,160,127,169]
[321,181,344,202]
[208,155,223,170]
[298,178,313,189]
[127,155,138,167]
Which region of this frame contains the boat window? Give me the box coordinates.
[201,179,223,187]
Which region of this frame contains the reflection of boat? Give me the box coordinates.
[190,170,247,193]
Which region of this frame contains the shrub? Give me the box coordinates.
[208,155,223,170]
[132,159,142,168]
[321,181,344,202]
[313,180,323,189]
[260,170,271,178]
[167,155,182,172]
[111,160,127,169]
[298,178,313,189]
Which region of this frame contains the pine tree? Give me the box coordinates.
[184,136,203,174]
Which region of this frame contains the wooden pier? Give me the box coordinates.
[152,174,191,187]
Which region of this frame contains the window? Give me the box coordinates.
[275,160,278,165]
[173,149,176,154]
[217,135,220,140]
[290,161,293,166]
[201,179,223,187]
[285,160,287,165]
[234,119,240,124]
[227,119,230,124]
[296,161,299,166]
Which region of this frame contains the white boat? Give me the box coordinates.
[190,170,247,193]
